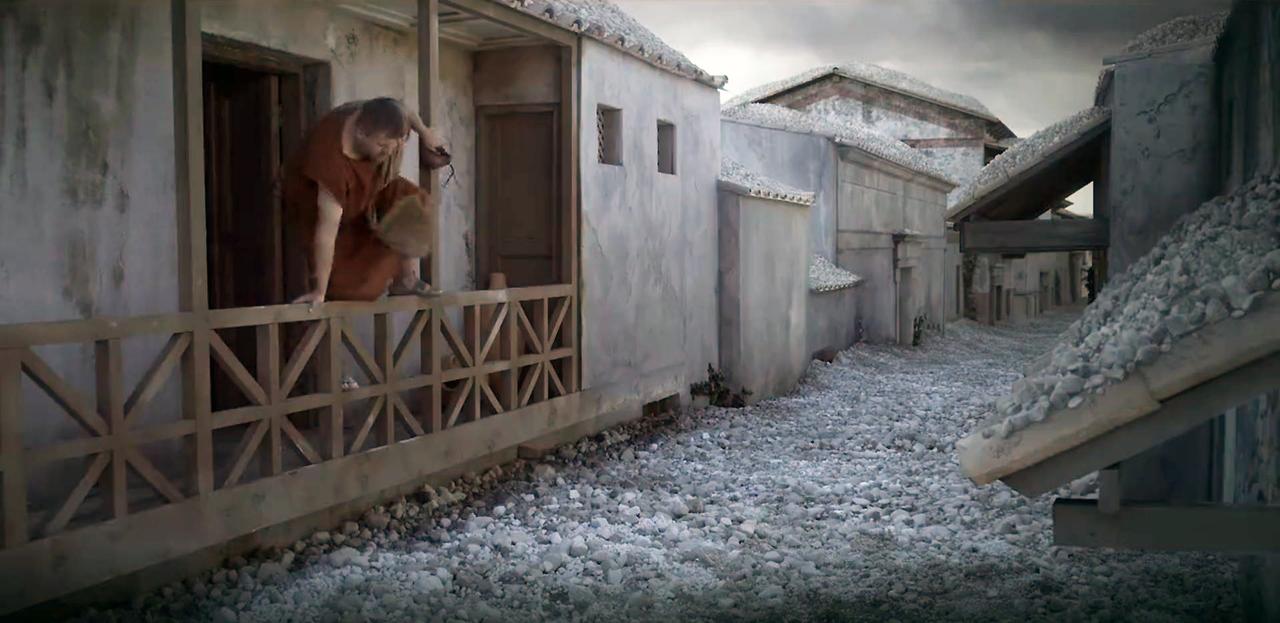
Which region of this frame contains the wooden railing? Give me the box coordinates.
[0,285,576,549]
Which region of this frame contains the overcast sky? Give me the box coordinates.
[613,0,1230,214]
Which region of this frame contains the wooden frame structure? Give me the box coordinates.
[0,0,586,614]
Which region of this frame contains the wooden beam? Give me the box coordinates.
[440,0,577,46]
[0,351,28,548]
[959,218,1109,254]
[172,0,207,314]
[1002,352,1280,496]
[1053,498,1280,552]
[419,0,441,289]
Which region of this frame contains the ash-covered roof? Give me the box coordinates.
[500,0,726,88]
[725,61,997,122]
[809,255,863,293]
[1121,10,1230,55]
[719,158,815,206]
[975,168,1280,442]
[723,103,958,185]
[947,107,1110,217]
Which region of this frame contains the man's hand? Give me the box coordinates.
[292,290,326,306]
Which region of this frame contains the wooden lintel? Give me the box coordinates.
[960,218,1109,254]
[1002,351,1280,496]
[1053,498,1280,552]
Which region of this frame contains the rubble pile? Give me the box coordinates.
[1122,11,1230,55]
[983,169,1280,439]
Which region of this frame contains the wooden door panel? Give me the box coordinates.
[478,108,558,287]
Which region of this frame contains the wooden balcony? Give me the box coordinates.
[0,285,578,612]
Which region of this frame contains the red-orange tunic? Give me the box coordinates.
[283,106,425,301]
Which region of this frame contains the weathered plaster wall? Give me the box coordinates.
[437,43,477,292]
[718,193,809,401]
[835,154,950,342]
[720,120,839,260]
[579,39,720,394]
[1,1,176,325]
[473,45,560,107]
[1108,44,1219,276]
[807,288,861,356]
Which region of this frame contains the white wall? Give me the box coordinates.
[579,39,720,394]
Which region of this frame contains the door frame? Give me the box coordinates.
[474,103,563,287]
[201,34,332,304]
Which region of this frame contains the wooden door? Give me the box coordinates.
[203,62,297,410]
[477,107,560,287]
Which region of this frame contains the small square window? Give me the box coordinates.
[597,105,622,165]
[657,120,676,174]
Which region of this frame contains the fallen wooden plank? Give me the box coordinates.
[1054,498,1280,552]
[958,294,1280,486]
[1002,352,1280,496]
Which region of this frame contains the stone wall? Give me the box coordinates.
[835,152,950,342]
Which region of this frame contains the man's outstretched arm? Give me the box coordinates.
[293,187,343,305]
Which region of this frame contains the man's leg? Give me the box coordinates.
[389,255,438,296]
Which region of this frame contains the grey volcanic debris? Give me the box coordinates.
[723,103,958,184]
[808,255,861,293]
[724,60,996,120]
[519,0,725,87]
[74,314,1237,622]
[1121,11,1230,55]
[982,169,1280,440]
[720,158,816,206]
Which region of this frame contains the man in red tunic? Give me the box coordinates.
[283,97,451,304]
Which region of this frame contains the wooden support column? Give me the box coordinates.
[374,314,394,446]
[0,351,27,547]
[256,324,282,476]
[96,339,128,519]
[172,0,213,496]
[561,44,580,393]
[418,0,441,289]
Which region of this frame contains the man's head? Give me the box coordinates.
[352,97,410,162]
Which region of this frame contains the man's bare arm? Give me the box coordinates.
[293,187,343,305]
[406,109,447,152]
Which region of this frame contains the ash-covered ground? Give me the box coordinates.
[74,311,1240,623]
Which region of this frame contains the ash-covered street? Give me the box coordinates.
[78,311,1240,623]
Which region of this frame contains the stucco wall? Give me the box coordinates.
[720,120,839,260]
[579,39,720,394]
[1108,44,1219,276]
[718,193,809,401]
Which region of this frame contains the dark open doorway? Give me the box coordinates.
[201,35,330,410]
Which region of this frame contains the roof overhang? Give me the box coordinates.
[948,117,1111,223]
